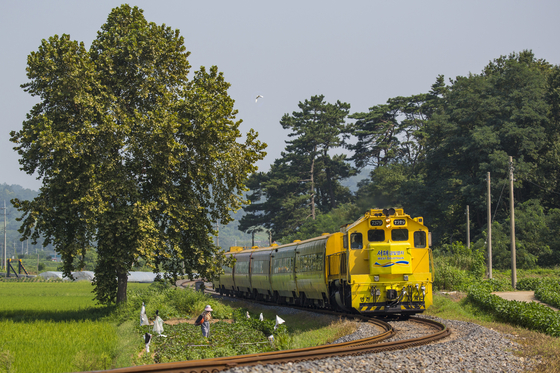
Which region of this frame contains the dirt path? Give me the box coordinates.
[492,290,559,311]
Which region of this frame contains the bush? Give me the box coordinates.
[433,241,487,291]
[467,281,560,337]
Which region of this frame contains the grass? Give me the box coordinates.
[217,298,359,350]
[0,280,358,372]
[426,292,560,373]
[1,319,118,372]
[15,279,560,371]
[0,280,150,373]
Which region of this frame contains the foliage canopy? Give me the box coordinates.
[10,5,266,304]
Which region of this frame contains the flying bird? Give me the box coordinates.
[255,95,263,103]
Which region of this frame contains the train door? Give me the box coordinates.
[346,228,369,275]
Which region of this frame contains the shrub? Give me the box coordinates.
[467,281,560,337]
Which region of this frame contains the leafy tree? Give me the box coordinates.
[10,5,265,304]
[240,95,353,240]
[279,202,362,243]
[422,50,554,244]
[280,95,353,214]
[347,79,445,227]
[489,201,550,270]
[239,163,310,240]
[347,79,443,170]
[539,208,560,266]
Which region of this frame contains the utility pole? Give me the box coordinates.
[487,172,492,279]
[509,156,517,289]
[2,200,6,271]
[466,205,470,249]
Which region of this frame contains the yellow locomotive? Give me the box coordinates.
[213,208,433,316]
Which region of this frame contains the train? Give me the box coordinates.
[213,208,433,316]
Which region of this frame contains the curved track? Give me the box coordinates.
[99,308,450,373]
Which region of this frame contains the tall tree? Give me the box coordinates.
[280,95,352,214]
[347,77,444,171]
[240,95,353,240]
[422,50,553,243]
[10,5,266,304]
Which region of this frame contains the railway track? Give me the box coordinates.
[99,289,451,373]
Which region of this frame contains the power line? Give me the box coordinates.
[524,179,560,196]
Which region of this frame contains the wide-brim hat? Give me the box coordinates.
[204,305,213,311]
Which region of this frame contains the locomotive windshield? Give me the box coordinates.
[391,229,408,241]
[368,229,385,242]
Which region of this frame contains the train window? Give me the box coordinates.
[236,261,249,274]
[368,229,385,242]
[223,265,232,274]
[391,229,408,241]
[350,233,363,249]
[297,253,324,272]
[414,231,427,248]
[273,257,294,273]
[252,260,266,274]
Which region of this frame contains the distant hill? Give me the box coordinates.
[1,169,370,255]
[341,168,372,192]
[0,183,54,258]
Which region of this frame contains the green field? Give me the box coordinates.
[0,280,355,373]
[0,281,149,373]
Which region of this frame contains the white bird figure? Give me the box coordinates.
[255,95,263,103]
[259,313,264,321]
[140,302,149,326]
[153,310,166,337]
[144,333,152,353]
[274,315,285,330]
[246,311,251,319]
[268,334,275,346]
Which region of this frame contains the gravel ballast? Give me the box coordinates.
[222,314,538,373]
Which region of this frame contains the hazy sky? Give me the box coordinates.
[1,1,559,191]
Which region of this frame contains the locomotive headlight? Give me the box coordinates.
[403,275,409,281]
[374,276,379,282]
[386,224,390,228]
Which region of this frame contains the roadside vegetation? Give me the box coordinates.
[430,242,560,373]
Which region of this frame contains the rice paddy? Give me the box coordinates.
[0,281,148,373]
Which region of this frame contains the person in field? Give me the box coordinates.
[196,305,213,338]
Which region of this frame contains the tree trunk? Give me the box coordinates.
[117,270,128,304]
[326,165,336,209]
[310,155,316,220]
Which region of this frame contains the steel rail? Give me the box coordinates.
[95,316,449,373]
